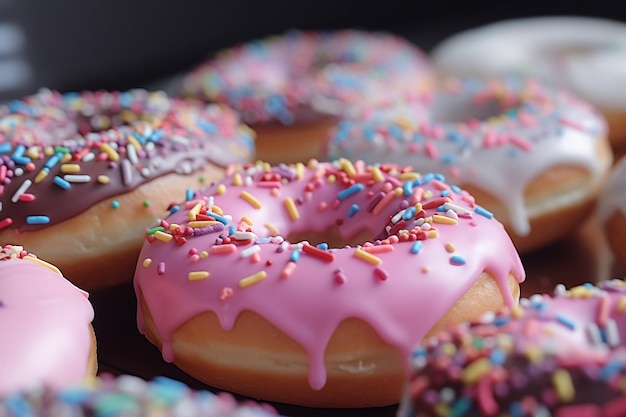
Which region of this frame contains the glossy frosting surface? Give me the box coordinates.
[0,89,254,232]
[0,245,94,395]
[134,160,525,390]
[325,78,608,236]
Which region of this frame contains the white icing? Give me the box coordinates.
[597,154,626,224]
[432,16,626,110]
[325,79,609,237]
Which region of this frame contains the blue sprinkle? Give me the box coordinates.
[198,120,217,134]
[265,94,286,115]
[185,189,194,201]
[5,395,32,416]
[210,213,229,225]
[12,155,30,165]
[599,361,623,382]
[388,124,404,139]
[169,205,180,214]
[402,206,416,221]
[441,189,451,197]
[451,185,462,194]
[411,346,427,358]
[433,173,446,182]
[475,206,493,219]
[489,347,507,365]
[316,243,329,250]
[255,237,271,244]
[423,173,435,183]
[228,225,236,236]
[132,131,148,144]
[337,183,364,200]
[111,200,120,209]
[509,402,524,417]
[403,180,413,197]
[555,314,576,330]
[44,152,63,169]
[441,154,455,164]
[437,206,446,212]
[151,376,189,402]
[410,241,422,254]
[290,249,301,262]
[450,255,466,265]
[119,91,133,107]
[0,143,11,153]
[412,177,423,187]
[348,204,359,217]
[57,387,90,404]
[26,215,50,225]
[53,176,71,190]
[493,315,511,327]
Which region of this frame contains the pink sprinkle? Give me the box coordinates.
[0,217,13,230]
[219,287,234,300]
[157,262,165,275]
[596,295,612,328]
[508,135,534,152]
[425,142,438,159]
[373,267,388,281]
[559,117,586,132]
[251,252,261,263]
[476,376,498,415]
[333,269,346,284]
[280,261,297,279]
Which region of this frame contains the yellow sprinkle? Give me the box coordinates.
[188,220,220,228]
[200,251,209,259]
[239,271,267,288]
[284,197,300,221]
[210,205,224,215]
[99,143,119,161]
[240,191,262,209]
[61,164,81,174]
[240,216,253,225]
[128,136,142,151]
[441,342,457,357]
[423,190,433,199]
[25,147,40,159]
[97,175,110,184]
[415,203,423,212]
[462,357,492,385]
[23,256,62,276]
[569,285,594,298]
[445,243,456,253]
[552,369,575,402]
[295,162,304,179]
[188,202,204,221]
[433,215,459,225]
[617,296,626,312]
[434,404,449,417]
[154,231,173,243]
[263,162,272,172]
[265,223,280,236]
[34,169,49,183]
[426,230,439,239]
[232,172,243,186]
[142,258,152,268]
[525,346,544,363]
[354,248,382,265]
[340,158,357,177]
[169,223,181,231]
[61,153,72,163]
[398,172,421,181]
[394,187,403,197]
[216,184,226,195]
[327,174,336,184]
[510,304,525,319]
[188,271,210,281]
[44,146,54,156]
[370,166,384,183]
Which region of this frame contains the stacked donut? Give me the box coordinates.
[598,155,626,270]
[398,279,626,416]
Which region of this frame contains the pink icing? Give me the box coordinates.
[134,160,525,390]
[0,245,94,395]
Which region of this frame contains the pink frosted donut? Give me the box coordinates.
[0,88,255,289]
[399,279,626,417]
[0,244,96,396]
[181,29,434,164]
[325,78,613,253]
[134,159,525,407]
[598,155,626,270]
[0,374,280,417]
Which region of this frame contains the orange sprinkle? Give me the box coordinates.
[210,244,237,254]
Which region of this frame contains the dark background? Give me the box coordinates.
[2,1,626,102]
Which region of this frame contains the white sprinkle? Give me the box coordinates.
[170,135,190,145]
[244,175,253,186]
[141,167,151,177]
[127,143,138,164]
[443,202,472,215]
[232,231,257,241]
[445,209,459,220]
[13,167,23,177]
[391,209,405,224]
[605,318,620,347]
[82,152,95,162]
[240,245,261,258]
[553,283,567,297]
[586,323,603,347]
[11,179,32,203]
[64,174,91,183]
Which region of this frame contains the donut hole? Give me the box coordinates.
[286,227,374,249]
[430,94,516,124]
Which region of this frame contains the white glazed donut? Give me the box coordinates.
[324,77,613,253]
[597,155,626,270]
[431,16,626,149]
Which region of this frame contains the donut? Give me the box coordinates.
[0,244,96,396]
[431,16,626,150]
[0,88,254,289]
[597,155,626,271]
[133,159,525,407]
[181,29,434,165]
[0,373,280,416]
[398,279,626,417]
[324,77,613,253]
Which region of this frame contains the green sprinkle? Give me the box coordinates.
[143,200,150,208]
[146,226,165,236]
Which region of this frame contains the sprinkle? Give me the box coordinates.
[462,357,492,384]
[340,158,357,177]
[372,191,396,215]
[240,245,261,258]
[445,243,456,253]
[100,143,120,161]
[552,369,575,402]
[362,245,394,254]
[302,243,335,262]
[97,175,110,184]
[347,204,360,217]
[232,231,257,241]
[449,255,466,265]
[354,248,382,265]
[232,172,243,185]
[188,220,220,229]
[290,249,301,262]
[154,231,173,243]
[121,159,133,185]
[157,262,165,275]
[337,183,364,200]
[11,179,32,202]
[210,244,237,254]
[188,271,210,281]
[216,184,226,195]
[410,241,423,254]
[432,215,458,225]
[555,314,576,330]
[25,215,50,225]
[475,206,493,219]
[63,174,91,183]
[142,258,152,268]
[60,163,80,173]
[370,165,384,182]
[596,295,611,328]
[240,191,262,209]
[53,176,71,190]
[334,269,347,284]
[111,200,120,209]
[0,217,13,230]
[284,197,300,220]
[265,223,280,236]
[239,271,267,288]
[34,169,49,183]
[280,261,297,279]
[373,267,388,281]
